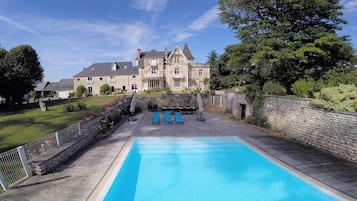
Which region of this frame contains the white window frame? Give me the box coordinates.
[199,69,203,77]
[174,79,180,88]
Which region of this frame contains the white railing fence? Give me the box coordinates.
[0,123,82,191]
[0,97,131,192]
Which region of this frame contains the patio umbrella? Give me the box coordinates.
[129,92,137,114]
[129,92,137,121]
[196,92,205,121]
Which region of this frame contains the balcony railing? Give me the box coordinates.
[143,71,164,78]
[171,73,185,78]
[86,80,94,85]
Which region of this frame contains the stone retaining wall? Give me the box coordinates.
[29,99,131,175]
[222,92,357,162]
[30,117,102,175]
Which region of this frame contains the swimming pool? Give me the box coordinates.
[99,137,341,201]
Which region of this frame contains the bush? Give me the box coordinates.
[245,115,270,128]
[262,81,286,95]
[69,92,75,98]
[77,102,87,110]
[100,84,110,95]
[76,85,86,97]
[310,84,357,112]
[144,88,172,95]
[64,104,75,112]
[245,84,270,128]
[291,78,316,98]
[353,98,357,112]
[322,68,357,87]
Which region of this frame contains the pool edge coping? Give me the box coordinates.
[235,135,357,201]
[86,137,134,201]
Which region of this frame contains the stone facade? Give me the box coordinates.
[137,45,210,92]
[220,92,357,162]
[73,44,210,95]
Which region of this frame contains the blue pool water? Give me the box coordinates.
[103,137,338,201]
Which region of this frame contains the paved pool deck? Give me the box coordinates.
[0,112,356,201]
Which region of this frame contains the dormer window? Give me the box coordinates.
[111,62,118,71]
[174,68,179,74]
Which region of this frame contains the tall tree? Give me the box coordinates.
[0,47,8,99]
[2,45,43,104]
[218,0,356,91]
[207,50,219,89]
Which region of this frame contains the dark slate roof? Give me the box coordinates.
[183,43,194,60]
[140,50,166,58]
[74,62,138,77]
[34,81,49,91]
[45,79,73,91]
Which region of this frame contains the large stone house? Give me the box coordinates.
[73,44,210,95]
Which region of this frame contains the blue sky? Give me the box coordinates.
[0,0,357,82]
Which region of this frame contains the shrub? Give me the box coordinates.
[77,102,87,110]
[353,98,357,112]
[322,68,357,87]
[291,78,316,98]
[100,84,110,95]
[310,84,357,112]
[76,85,86,97]
[68,92,75,98]
[245,115,270,128]
[245,84,270,128]
[64,104,75,112]
[144,88,172,95]
[262,81,286,95]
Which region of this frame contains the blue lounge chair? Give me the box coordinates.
[175,112,183,124]
[164,111,172,124]
[152,111,160,124]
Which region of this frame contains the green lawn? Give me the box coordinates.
[0,96,121,152]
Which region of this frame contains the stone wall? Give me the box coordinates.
[30,117,102,175]
[222,92,357,162]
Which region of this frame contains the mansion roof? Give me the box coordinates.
[74,61,138,77]
[46,79,73,91]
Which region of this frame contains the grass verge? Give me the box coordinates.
[0,96,121,152]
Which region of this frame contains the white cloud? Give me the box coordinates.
[174,6,218,42]
[130,0,168,13]
[175,32,193,42]
[0,14,44,38]
[188,6,218,31]
[341,0,357,12]
[0,15,160,80]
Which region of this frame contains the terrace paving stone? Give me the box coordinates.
[0,112,356,201]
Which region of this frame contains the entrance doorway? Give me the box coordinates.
[240,104,246,119]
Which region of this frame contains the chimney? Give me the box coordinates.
[164,48,168,60]
[137,48,141,63]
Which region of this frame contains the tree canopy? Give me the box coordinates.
[217,0,356,91]
[0,45,43,105]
